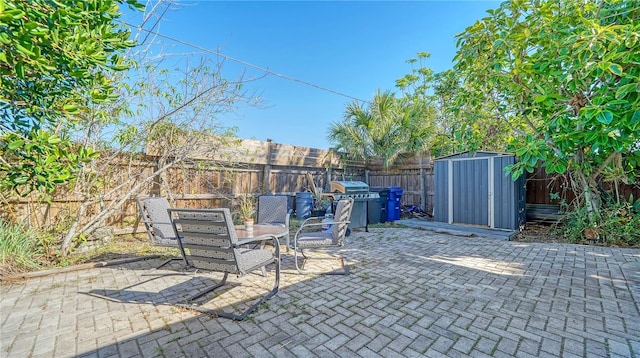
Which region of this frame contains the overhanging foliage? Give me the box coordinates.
[453,0,640,213]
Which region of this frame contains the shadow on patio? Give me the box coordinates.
[2,228,639,357]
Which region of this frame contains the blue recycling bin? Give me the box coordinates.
[386,186,403,222]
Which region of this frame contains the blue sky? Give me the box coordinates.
[128,1,501,149]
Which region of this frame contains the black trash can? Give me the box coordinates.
[386,186,403,222]
[368,187,389,224]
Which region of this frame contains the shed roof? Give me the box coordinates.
[434,151,515,161]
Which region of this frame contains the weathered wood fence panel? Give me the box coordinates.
[526,165,639,205]
[367,169,434,213]
[365,153,434,213]
[5,157,160,232]
[4,139,432,237]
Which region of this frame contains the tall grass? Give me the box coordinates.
[555,198,640,247]
[0,220,44,274]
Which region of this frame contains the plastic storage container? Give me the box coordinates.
[386,186,403,222]
[295,192,313,219]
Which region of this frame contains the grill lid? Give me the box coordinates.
[330,181,369,194]
[323,192,380,200]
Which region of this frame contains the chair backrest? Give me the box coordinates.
[136,197,178,243]
[168,208,251,275]
[332,198,354,243]
[257,195,289,225]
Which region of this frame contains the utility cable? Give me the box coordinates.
[126,22,369,104]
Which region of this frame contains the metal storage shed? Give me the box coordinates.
[433,151,526,230]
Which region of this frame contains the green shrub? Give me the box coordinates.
[0,220,45,273]
[555,198,640,247]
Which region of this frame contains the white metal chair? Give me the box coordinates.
[292,198,354,275]
[256,194,292,250]
[136,197,186,269]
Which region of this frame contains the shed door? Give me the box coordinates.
[452,159,489,226]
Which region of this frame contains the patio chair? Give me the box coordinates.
[292,198,353,275]
[136,197,186,269]
[168,208,280,320]
[256,194,292,250]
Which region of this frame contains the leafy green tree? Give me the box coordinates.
[396,52,435,102]
[0,0,142,196]
[454,0,640,215]
[55,55,258,255]
[0,1,261,256]
[431,69,517,156]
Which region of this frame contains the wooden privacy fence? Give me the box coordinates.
[4,138,433,236]
[366,153,434,213]
[138,140,433,235]
[526,165,640,205]
[13,135,638,238]
[163,139,434,214]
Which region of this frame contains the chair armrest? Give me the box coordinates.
[140,219,173,225]
[236,234,280,247]
[235,235,281,261]
[285,209,293,228]
[294,217,322,235]
[298,216,324,227]
[294,219,351,238]
[300,220,350,228]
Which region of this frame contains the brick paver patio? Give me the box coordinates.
[2,228,639,357]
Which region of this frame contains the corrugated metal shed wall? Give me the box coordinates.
[492,156,527,230]
[434,152,525,230]
[433,160,448,220]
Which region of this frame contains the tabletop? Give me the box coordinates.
[234,224,288,239]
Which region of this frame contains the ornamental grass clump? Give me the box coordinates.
[0,220,45,274]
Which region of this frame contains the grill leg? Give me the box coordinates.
[365,200,369,232]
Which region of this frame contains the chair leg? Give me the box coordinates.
[177,259,280,321]
[186,272,229,301]
[293,247,349,275]
[155,257,184,270]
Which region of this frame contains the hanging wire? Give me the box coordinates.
[127,22,369,104]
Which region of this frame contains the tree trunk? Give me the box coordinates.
[58,156,182,255]
[573,169,600,220]
[60,200,88,255]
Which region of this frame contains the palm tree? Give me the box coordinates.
[328,90,434,168]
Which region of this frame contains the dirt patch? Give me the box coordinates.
[0,236,177,279]
[511,223,570,244]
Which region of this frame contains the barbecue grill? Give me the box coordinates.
[323,181,380,231]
